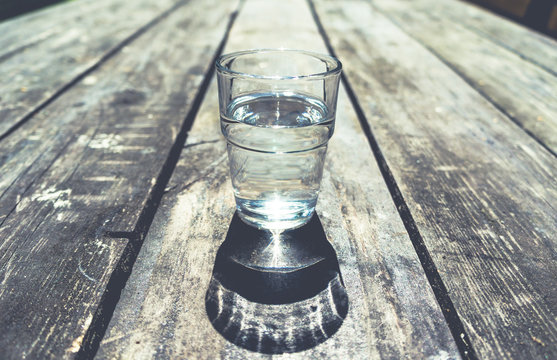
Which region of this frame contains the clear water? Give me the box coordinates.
[221,92,334,230]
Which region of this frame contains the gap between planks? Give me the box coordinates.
[419,44,557,159]
[368,1,556,158]
[74,5,242,359]
[449,7,557,78]
[0,0,187,143]
[307,0,478,359]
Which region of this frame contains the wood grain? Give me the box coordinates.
[97,0,459,358]
[0,236,128,358]
[0,0,102,54]
[313,0,557,358]
[0,0,178,138]
[372,0,557,154]
[0,0,238,358]
[452,0,557,76]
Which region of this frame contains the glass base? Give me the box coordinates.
[236,197,316,230]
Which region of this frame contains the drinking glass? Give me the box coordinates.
[216,49,342,230]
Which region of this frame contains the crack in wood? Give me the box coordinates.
[74,4,242,358]
[0,135,74,229]
[176,153,227,194]
[369,1,556,158]
[307,0,479,358]
[0,0,189,143]
[0,29,57,64]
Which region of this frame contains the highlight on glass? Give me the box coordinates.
[216,49,342,230]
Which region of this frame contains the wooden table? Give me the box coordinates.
[1,0,556,358]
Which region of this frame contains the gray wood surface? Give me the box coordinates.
[0,0,179,138]
[3,0,555,358]
[0,0,101,55]
[451,0,557,75]
[0,236,128,358]
[0,0,238,357]
[371,0,557,155]
[97,0,460,358]
[313,0,557,358]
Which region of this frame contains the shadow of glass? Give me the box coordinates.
[205,213,348,354]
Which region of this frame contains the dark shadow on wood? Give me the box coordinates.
[306,1,479,358]
[523,0,556,32]
[465,0,557,38]
[205,213,348,354]
[0,0,63,22]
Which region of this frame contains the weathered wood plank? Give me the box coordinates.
[313,0,557,358]
[0,236,128,358]
[0,0,120,55]
[0,0,102,54]
[97,0,459,358]
[452,0,557,76]
[0,0,215,226]
[371,0,557,154]
[0,0,178,138]
[0,0,239,358]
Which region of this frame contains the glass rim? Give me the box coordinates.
[216,49,342,80]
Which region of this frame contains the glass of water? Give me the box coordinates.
[216,49,342,230]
